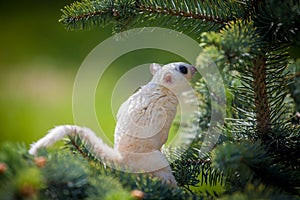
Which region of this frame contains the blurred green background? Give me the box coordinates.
[0,0,110,146]
[0,1,184,147]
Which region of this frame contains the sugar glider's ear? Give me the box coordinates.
[150,63,162,76]
[163,72,173,84]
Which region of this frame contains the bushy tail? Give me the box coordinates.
[28,125,121,162]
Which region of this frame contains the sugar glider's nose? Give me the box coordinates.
[190,66,197,76]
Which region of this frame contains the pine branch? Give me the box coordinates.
[137,2,227,25]
[64,135,101,163]
[40,153,92,199]
[252,56,271,136]
[59,0,115,29]
[59,0,251,38]
[166,144,225,197]
[253,0,300,45]
[211,140,300,195]
[267,126,300,169]
[67,136,89,158]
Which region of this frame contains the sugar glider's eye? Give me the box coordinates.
[179,65,188,74]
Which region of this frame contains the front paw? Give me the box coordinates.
[152,167,178,187]
[162,174,177,187]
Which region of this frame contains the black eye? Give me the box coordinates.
[179,65,188,74]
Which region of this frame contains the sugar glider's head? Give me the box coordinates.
[150,62,197,94]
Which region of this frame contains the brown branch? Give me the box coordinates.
[62,3,229,26]
[138,5,228,25]
[63,9,110,23]
[253,56,271,136]
[68,136,88,159]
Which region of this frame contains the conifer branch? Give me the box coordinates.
[137,4,227,25]
[64,135,100,163]
[59,0,249,33]
[253,56,271,135]
[68,136,89,158]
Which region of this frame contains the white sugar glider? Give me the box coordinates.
[29,62,197,187]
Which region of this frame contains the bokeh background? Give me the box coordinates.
[0,1,184,146]
[0,0,108,146]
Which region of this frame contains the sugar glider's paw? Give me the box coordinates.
[152,166,178,187]
[162,173,177,187]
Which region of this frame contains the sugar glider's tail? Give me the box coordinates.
[28,125,121,162]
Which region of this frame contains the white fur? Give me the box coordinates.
[29,125,121,162]
[29,62,196,187]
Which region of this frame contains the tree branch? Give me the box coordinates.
[137,4,227,24]
[253,56,271,136]
[59,0,244,30]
